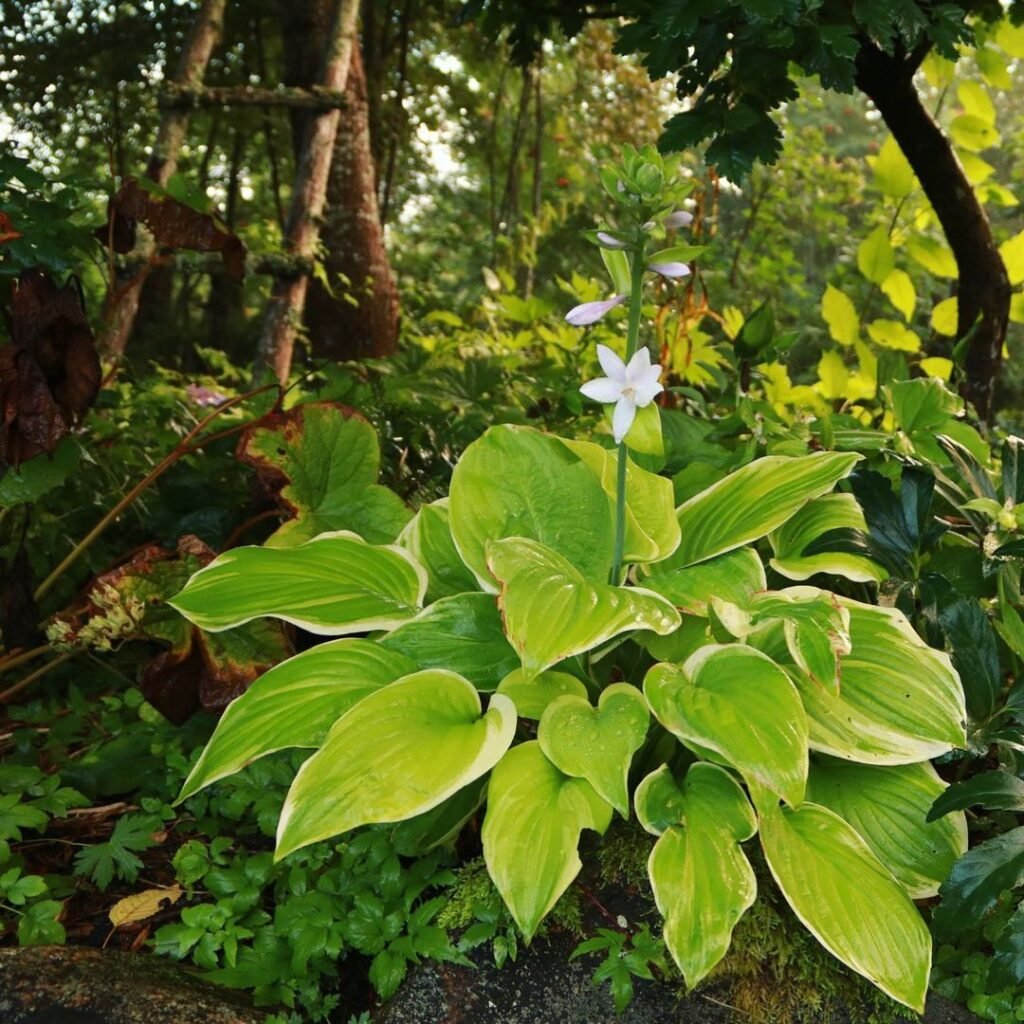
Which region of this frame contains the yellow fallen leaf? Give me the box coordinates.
[109,885,183,927]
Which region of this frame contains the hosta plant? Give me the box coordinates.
[171,149,969,1013]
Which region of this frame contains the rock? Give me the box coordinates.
[372,933,982,1024]
[0,947,267,1024]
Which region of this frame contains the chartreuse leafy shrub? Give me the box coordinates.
[170,148,969,1014]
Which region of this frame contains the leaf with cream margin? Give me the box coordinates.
[655,452,860,571]
[449,425,615,589]
[177,640,418,801]
[487,537,679,678]
[275,670,516,858]
[482,742,612,940]
[644,645,808,807]
[398,499,478,602]
[560,437,680,564]
[171,531,426,634]
[769,493,887,584]
[781,599,966,764]
[756,792,932,1012]
[496,668,589,720]
[380,592,518,691]
[640,547,765,614]
[538,683,649,815]
[806,758,967,899]
[639,764,757,988]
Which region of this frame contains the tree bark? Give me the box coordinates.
[305,42,399,362]
[99,0,228,357]
[256,0,361,381]
[854,41,1011,422]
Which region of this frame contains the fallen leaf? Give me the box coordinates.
[0,212,22,245]
[109,885,183,927]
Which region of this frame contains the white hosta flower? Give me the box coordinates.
[580,344,664,443]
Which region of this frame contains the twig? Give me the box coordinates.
[0,653,74,703]
[0,644,50,677]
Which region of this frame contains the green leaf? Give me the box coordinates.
[390,777,488,856]
[769,494,887,583]
[0,438,79,508]
[449,425,615,588]
[648,244,706,264]
[932,828,1024,939]
[239,402,411,546]
[957,82,995,126]
[398,500,478,602]
[928,771,1024,820]
[866,319,920,352]
[641,546,766,613]
[601,246,631,295]
[949,114,999,153]
[782,599,966,764]
[177,640,417,801]
[380,593,518,691]
[656,451,860,570]
[171,531,426,634]
[906,237,958,279]
[757,796,931,1012]
[857,227,895,285]
[881,269,916,322]
[561,438,679,563]
[871,137,915,199]
[806,759,967,899]
[488,537,679,678]
[538,683,649,815]
[1000,230,1024,287]
[482,742,612,940]
[276,670,516,858]
[886,377,963,434]
[821,285,859,346]
[930,296,959,336]
[17,899,65,945]
[646,764,756,988]
[645,645,808,807]
[496,668,588,720]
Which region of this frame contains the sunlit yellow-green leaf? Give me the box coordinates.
[488,537,679,677]
[920,357,954,381]
[906,237,958,278]
[957,81,996,126]
[996,18,1024,58]
[931,297,959,337]
[857,227,895,285]
[1011,293,1024,325]
[870,137,915,200]
[496,668,588,720]
[866,319,920,352]
[880,270,915,322]
[949,114,1000,153]
[276,671,516,858]
[398,499,478,602]
[483,742,612,940]
[959,151,996,185]
[757,795,931,1012]
[921,51,956,87]
[1000,230,1024,287]
[641,546,765,615]
[821,285,859,346]
[976,45,1012,89]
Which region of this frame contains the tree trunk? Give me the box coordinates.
[854,41,1011,422]
[99,0,228,358]
[256,0,361,382]
[305,43,399,362]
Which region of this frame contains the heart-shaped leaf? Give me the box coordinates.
[645,645,808,807]
[488,537,679,678]
[177,639,418,802]
[171,531,427,635]
[398,499,478,602]
[538,683,650,814]
[276,670,516,858]
[496,668,589,720]
[483,742,612,940]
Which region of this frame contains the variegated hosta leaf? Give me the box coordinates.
[769,493,887,583]
[806,758,967,899]
[639,764,757,987]
[398,499,478,602]
[276,670,516,858]
[644,645,808,807]
[170,531,427,634]
[715,587,850,694]
[487,537,680,678]
[177,639,418,802]
[380,592,518,691]
[654,451,861,571]
[560,437,680,564]
[482,742,613,940]
[784,599,966,764]
[639,547,766,614]
[538,683,650,815]
[496,668,589,720]
[449,425,615,589]
[756,793,931,1013]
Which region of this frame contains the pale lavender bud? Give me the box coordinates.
[565,294,628,326]
[596,231,630,250]
[648,262,691,279]
[663,210,694,229]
